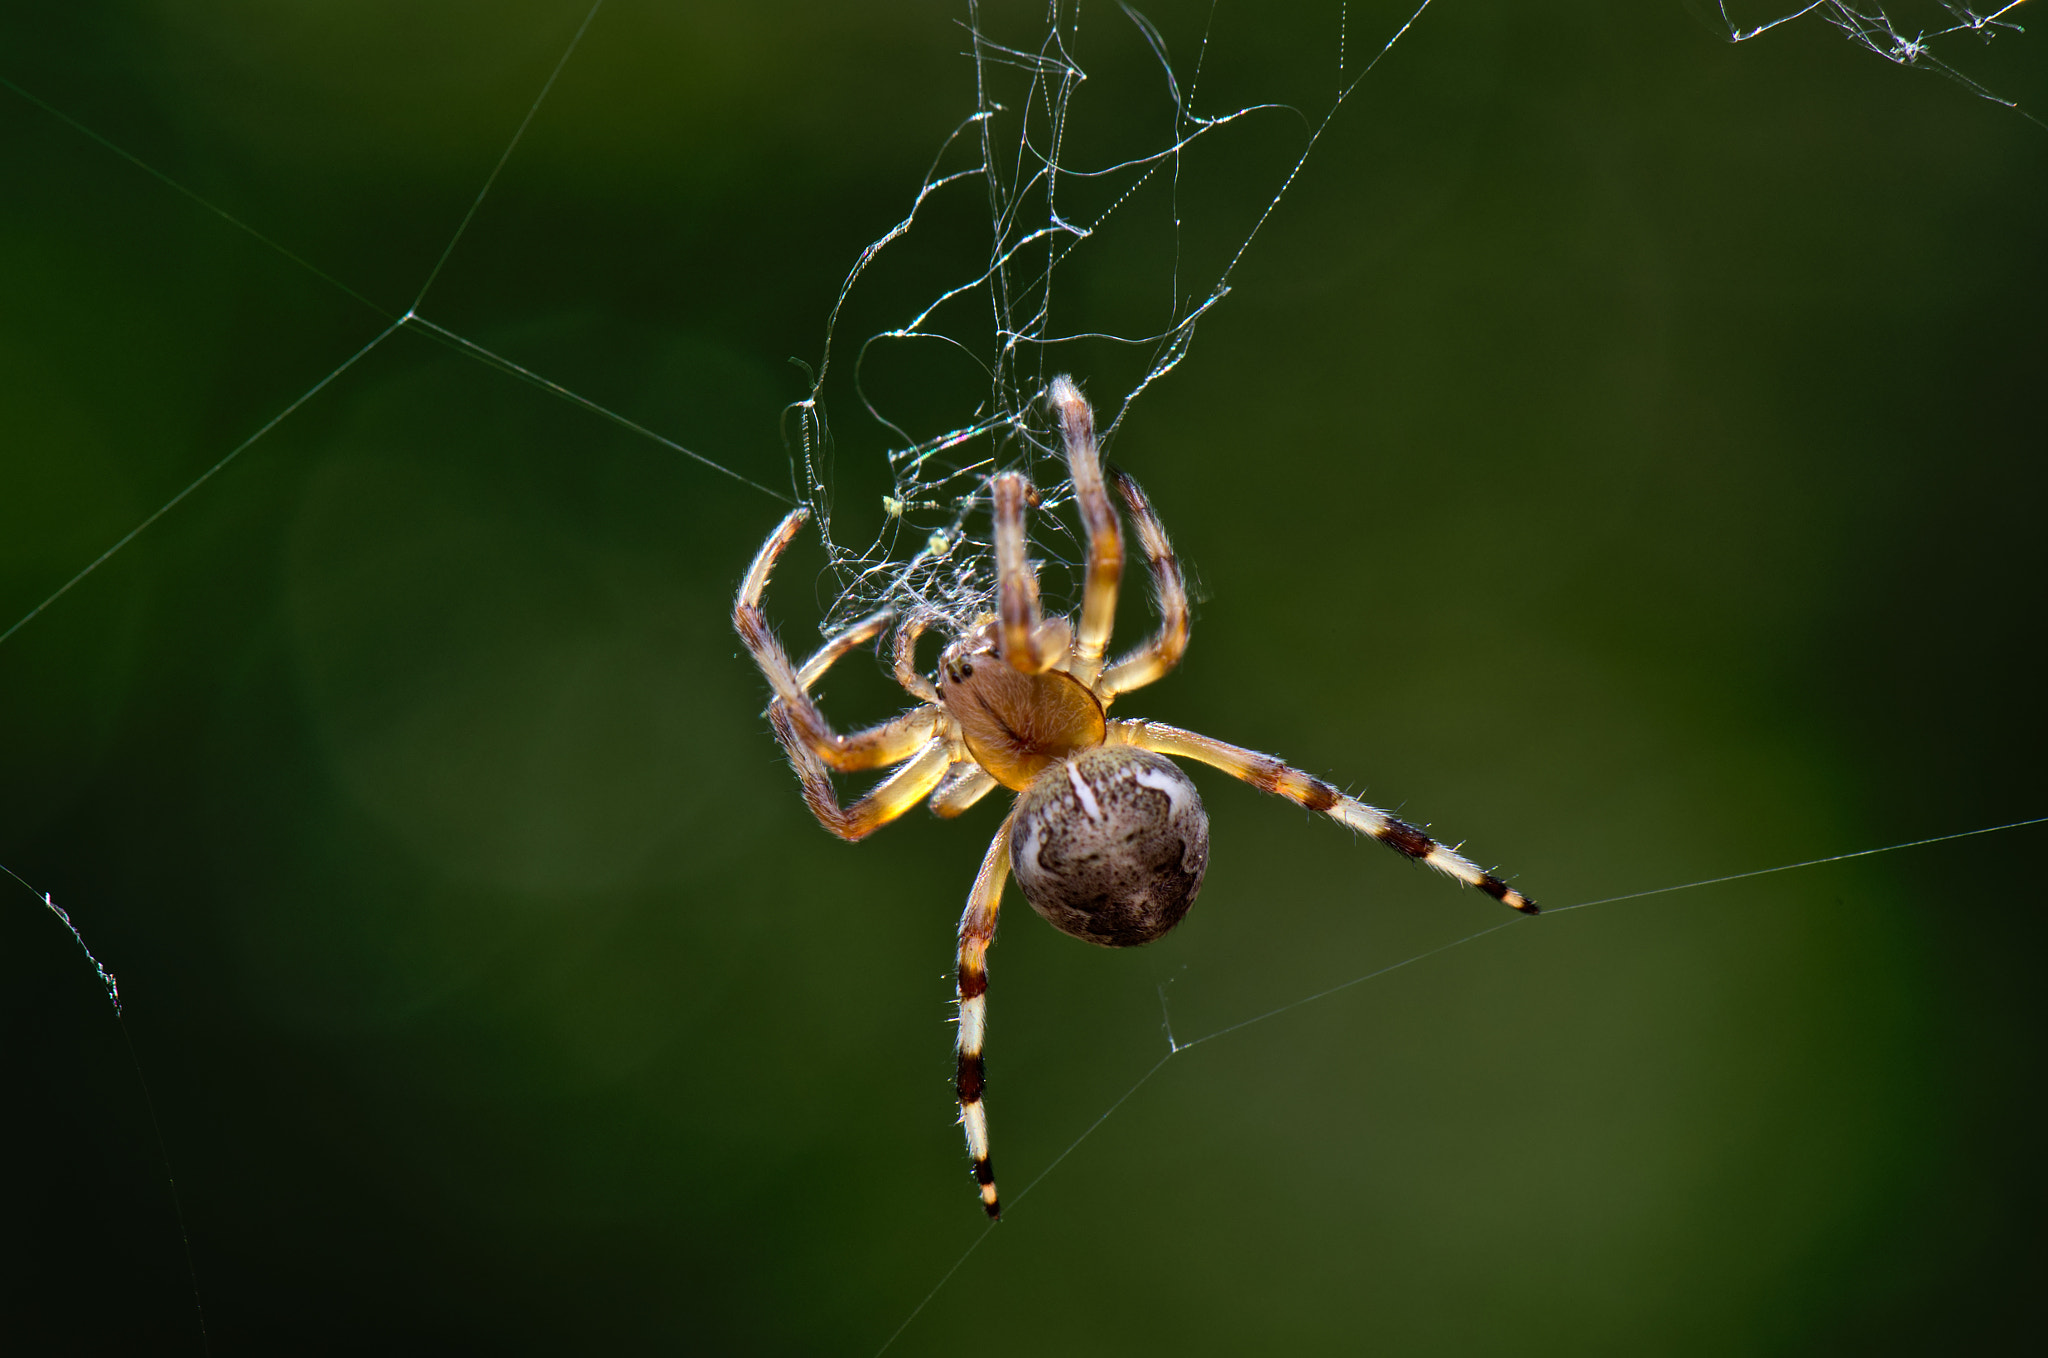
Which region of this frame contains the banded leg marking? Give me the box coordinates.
[1048,375,1123,685]
[992,472,1047,674]
[1099,470,1189,701]
[1110,719,1537,913]
[956,811,1016,1218]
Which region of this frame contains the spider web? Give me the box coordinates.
[1716,2,2041,124]
[3,1,2044,1353]
[791,0,1324,640]
[798,0,2044,648]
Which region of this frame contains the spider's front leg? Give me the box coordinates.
[1048,375,1123,685]
[1097,469,1190,702]
[992,471,1051,674]
[795,609,889,691]
[889,611,941,704]
[954,810,1016,1218]
[734,506,939,772]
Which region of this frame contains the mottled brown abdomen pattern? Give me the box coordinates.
[1009,745,1209,947]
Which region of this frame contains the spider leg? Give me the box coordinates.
[929,763,998,819]
[796,609,891,691]
[1109,719,1538,913]
[1097,470,1189,702]
[956,808,1017,1218]
[768,707,954,841]
[1031,615,1074,672]
[736,507,941,772]
[890,612,941,704]
[1048,375,1123,685]
[992,471,1049,673]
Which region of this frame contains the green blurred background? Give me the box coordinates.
[4,1,2043,1352]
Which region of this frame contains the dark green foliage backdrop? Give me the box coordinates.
[3,2,2043,1352]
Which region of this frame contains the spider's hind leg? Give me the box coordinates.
[1109,719,1537,913]
[955,811,1017,1218]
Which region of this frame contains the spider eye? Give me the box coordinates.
[1010,746,1209,948]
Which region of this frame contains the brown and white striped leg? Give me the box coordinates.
[1109,719,1537,913]
[736,508,941,771]
[768,707,955,842]
[991,471,1050,674]
[956,809,1017,1218]
[1098,470,1190,702]
[1047,376,1123,685]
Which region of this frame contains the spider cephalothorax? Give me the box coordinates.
[735,375,1535,1219]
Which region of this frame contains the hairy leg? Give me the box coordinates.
[735,507,940,771]
[795,609,891,691]
[768,707,954,842]
[1048,375,1123,685]
[929,762,999,818]
[955,810,1017,1217]
[890,611,941,704]
[1098,470,1189,702]
[1110,719,1537,913]
[992,471,1048,673]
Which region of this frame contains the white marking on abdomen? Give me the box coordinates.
[1132,764,1195,817]
[1066,762,1104,822]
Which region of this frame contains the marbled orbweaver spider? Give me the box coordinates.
[734,376,1536,1219]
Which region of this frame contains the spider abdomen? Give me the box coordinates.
[1010,745,1209,948]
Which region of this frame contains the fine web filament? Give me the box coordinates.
[0,0,785,655]
[872,813,2048,1355]
[3,858,208,1349]
[5,3,2040,1351]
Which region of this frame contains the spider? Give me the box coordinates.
[734,376,1536,1219]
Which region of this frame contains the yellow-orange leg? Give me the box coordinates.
[992,472,1048,674]
[956,810,1017,1218]
[1110,719,1538,913]
[736,507,941,772]
[1047,375,1123,685]
[929,762,998,819]
[768,707,955,842]
[891,612,941,704]
[1098,470,1189,702]
[795,610,890,691]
